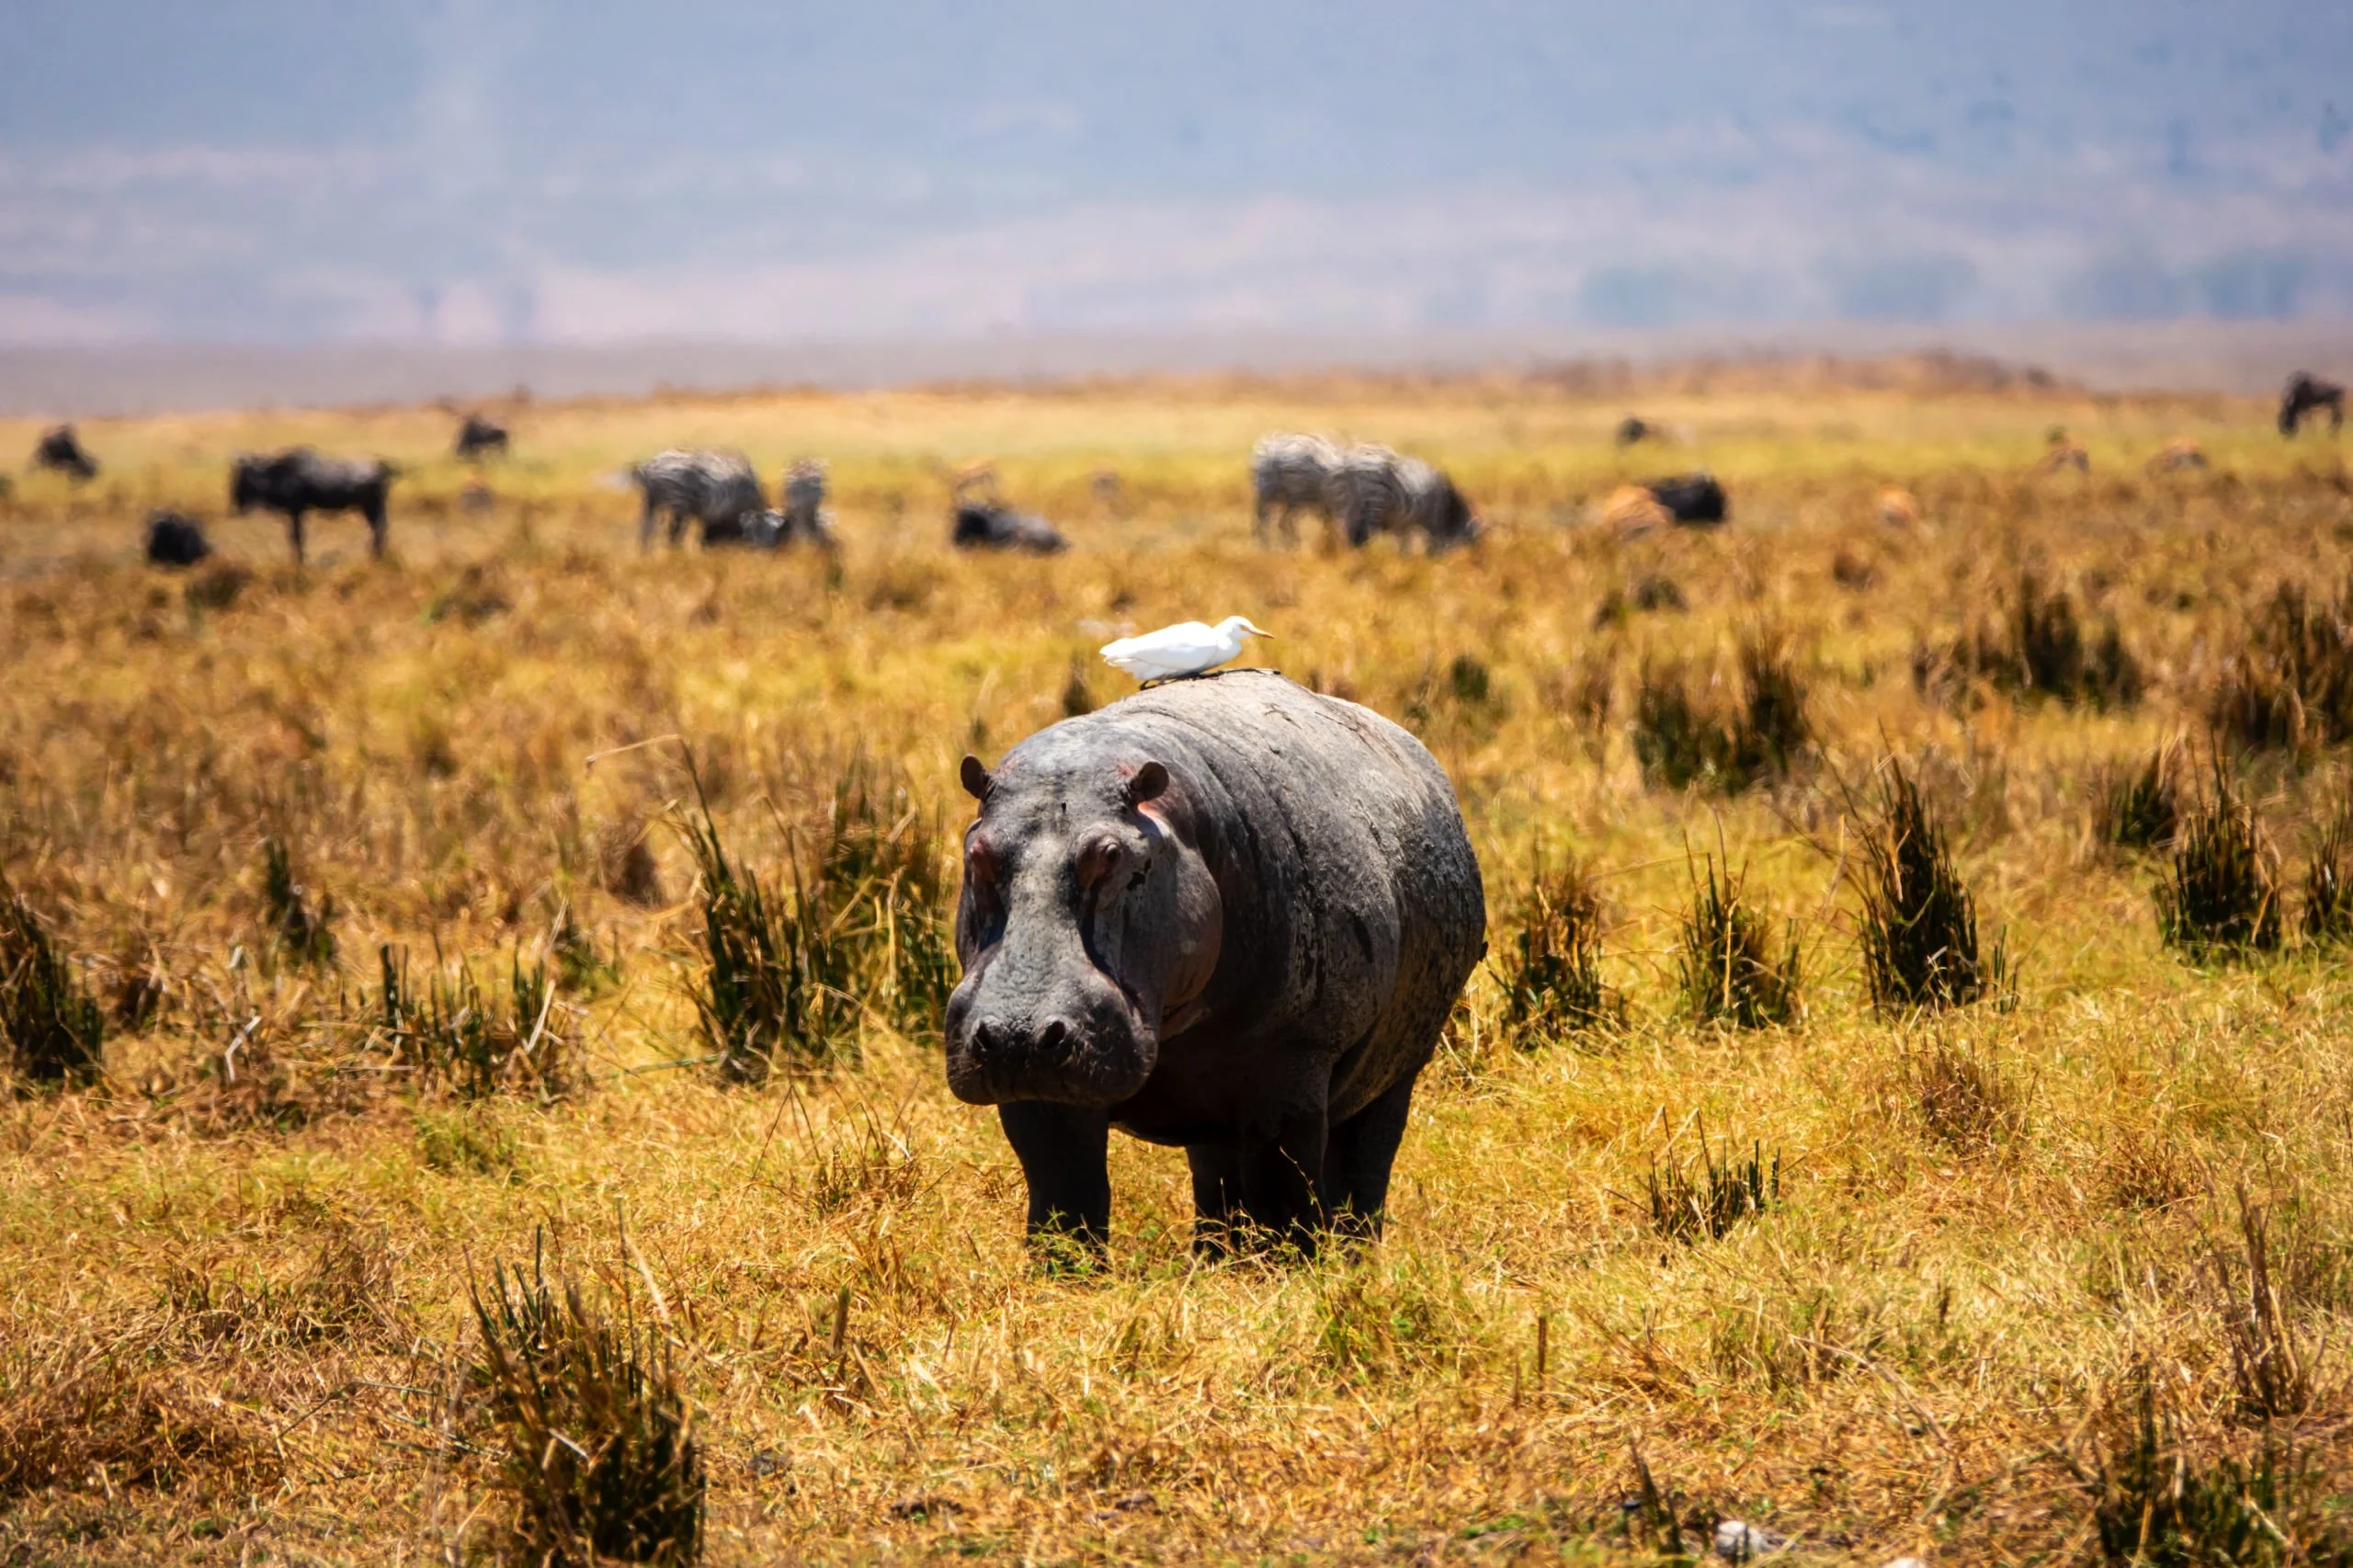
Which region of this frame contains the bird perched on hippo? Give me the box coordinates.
[947,670,1486,1257]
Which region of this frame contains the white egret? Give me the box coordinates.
[1098,616,1274,682]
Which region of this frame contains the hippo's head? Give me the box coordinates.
[944,747,1222,1107]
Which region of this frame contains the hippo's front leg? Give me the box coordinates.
[997,1101,1111,1255]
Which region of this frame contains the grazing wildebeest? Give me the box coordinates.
[2280,372,2346,437]
[1645,472,1728,525]
[631,449,765,551]
[143,510,212,567]
[452,412,510,460]
[1615,415,1654,447]
[952,498,1068,554]
[1250,433,1341,545]
[31,425,97,482]
[949,670,1485,1255]
[231,449,395,564]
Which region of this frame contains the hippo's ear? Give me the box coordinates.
[1125,760,1169,806]
[960,755,992,801]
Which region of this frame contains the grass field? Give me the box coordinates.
[3,358,2352,1564]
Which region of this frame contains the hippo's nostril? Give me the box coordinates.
[1037,1017,1071,1057]
[971,1021,1006,1059]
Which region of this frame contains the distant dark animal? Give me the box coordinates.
[31,425,97,482]
[1250,433,1341,545]
[1645,472,1727,526]
[452,412,510,460]
[2280,372,2345,437]
[143,510,212,568]
[631,449,764,551]
[231,449,395,564]
[1615,415,1654,447]
[952,499,1068,554]
[949,670,1484,1255]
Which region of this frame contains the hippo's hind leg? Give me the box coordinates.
[1323,1074,1417,1240]
[1199,1107,1330,1256]
[997,1101,1111,1262]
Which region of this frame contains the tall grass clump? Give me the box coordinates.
[1500,857,1618,1042]
[1631,630,1811,792]
[2095,741,2180,853]
[470,1236,703,1566]
[261,835,336,967]
[2209,574,2353,754]
[2086,1377,2349,1566]
[377,945,575,1100]
[1674,854,1802,1028]
[1646,1130,1779,1244]
[681,757,955,1084]
[1851,760,2011,1014]
[2300,790,2353,945]
[679,801,853,1085]
[0,881,104,1085]
[811,759,957,1039]
[1921,568,2142,709]
[2155,756,2282,959]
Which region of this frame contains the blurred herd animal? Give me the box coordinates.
[2147,437,2208,474]
[631,449,766,551]
[2280,372,2345,437]
[452,412,510,460]
[1615,415,1654,447]
[1250,433,1343,545]
[31,424,97,481]
[142,510,211,567]
[772,459,837,550]
[1877,486,1922,529]
[1250,434,1480,552]
[951,495,1068,554]
[231,448,396,564]
[2040,428,2090,473]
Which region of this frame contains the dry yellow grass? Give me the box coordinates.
[3,362,2352,1563]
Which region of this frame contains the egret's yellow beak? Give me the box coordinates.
[1241,620,1275,639]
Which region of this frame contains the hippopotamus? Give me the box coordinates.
[948,670,1486,1255]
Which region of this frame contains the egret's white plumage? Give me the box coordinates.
[1099,615,1274,682]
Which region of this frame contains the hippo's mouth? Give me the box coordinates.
[944,992,1160,1108]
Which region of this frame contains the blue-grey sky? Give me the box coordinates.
[2,1,2348,345]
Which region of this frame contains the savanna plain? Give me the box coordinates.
[4,359,2353,1564]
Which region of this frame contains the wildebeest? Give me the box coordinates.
[632,449,765,551]
[1646,472,1728,525]
[1250,433,1342,545]
[231,449,395,564]
[452,412,510,460]
[952,498,1068,554]
[1615,415,1654,447]
[143,510,212,568]
[948,670,1485,1254]
[31,425,97,482]
[2280,372,2345,437]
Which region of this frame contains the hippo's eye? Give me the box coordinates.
[1077,836,1126,889]
[965,838,1004,893]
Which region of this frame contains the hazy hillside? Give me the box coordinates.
[3,0,2350,345]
